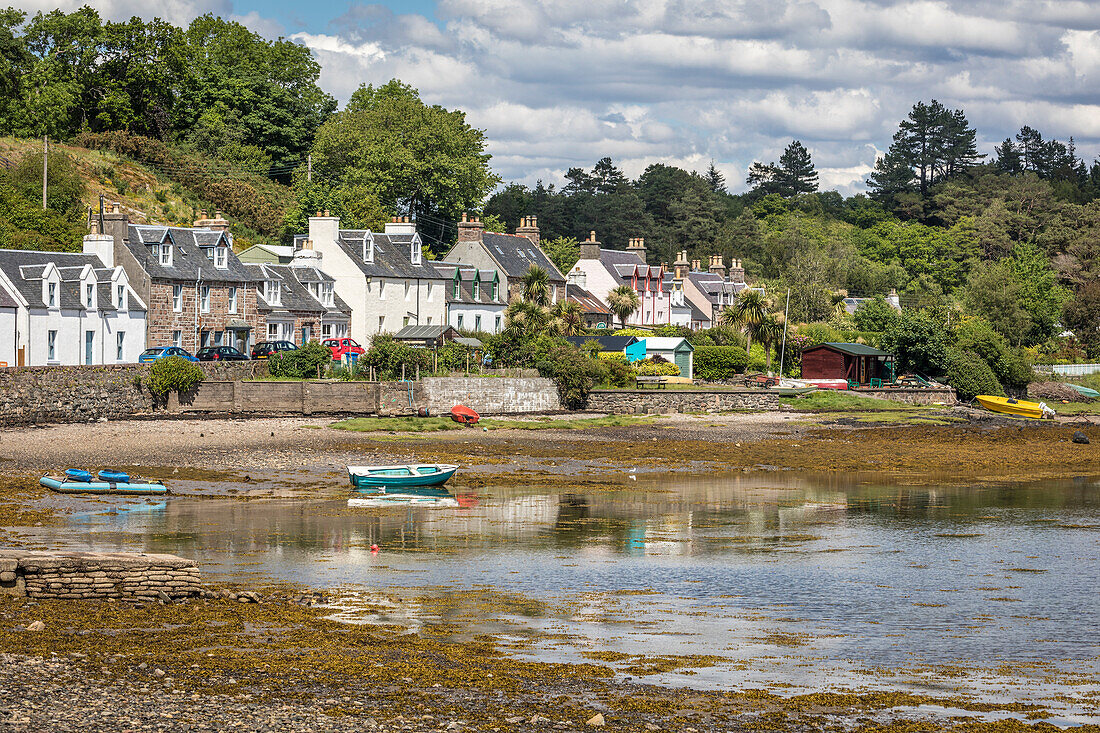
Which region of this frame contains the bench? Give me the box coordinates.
[636,376,669,389]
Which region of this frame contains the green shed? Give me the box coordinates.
[640,337,694,379]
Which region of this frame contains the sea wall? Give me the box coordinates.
[0,551,201,600]
[850,387,957,405]
[588,388,780,414]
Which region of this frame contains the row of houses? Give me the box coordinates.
[0,206,753,367]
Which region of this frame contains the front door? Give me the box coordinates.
[84,331,94,365]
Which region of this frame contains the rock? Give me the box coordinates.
[1073,430,1090,444]
[25,620,44,632]
[156,590,172,603]
[586,713,605,727]
[644,724,660,731]
[530,715,551,724]
[154,668,165,678]
[505,717,525,724]
[445,722,461,730]
[0,571,15,582]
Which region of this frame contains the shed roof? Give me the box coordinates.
[642,337,694,351]
[805,342,892,357]
[564,335,638,352]
[394,324,459,340]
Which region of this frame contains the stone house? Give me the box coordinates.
[244,243,352,345]
[567,233,689,328]
[0,239,147,366]
[443,215,566,304]
[303,214,448,345]
[430,263,506,334]
[96,205,262,354]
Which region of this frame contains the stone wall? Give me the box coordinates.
[420,377,561,414]
[0,362,267,426]
[850,387,957,405]
[0,551,201,600]
[588,388,780,414]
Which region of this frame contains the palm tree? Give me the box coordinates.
[757,312,784,372]
[607,285,640,330]
[550,301,586,337]
[521,265,551,307]
[724,289,769,353]
[505,300,548,337]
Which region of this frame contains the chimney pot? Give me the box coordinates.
[323,209,330,217]
[589,231,596,241]
[462,212,468,223]
[214,209,222,219]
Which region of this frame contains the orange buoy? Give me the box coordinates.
[450,405,480,426]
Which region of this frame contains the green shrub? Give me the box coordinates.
[600,359,635,388]
[360,335,431,380]
[945,348,1004,401]
[796,322,845,346]
[147,356,204,396]
[694,345,749,380]
[437,343,478,373]
[852,296,900,332]
[688,325,745,348]
[955,318,1033,389]
[634,358,681,377]
[535,343,600,409]
[268,341,333,379]
[597,351,628,364]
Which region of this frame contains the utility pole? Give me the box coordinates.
[307,154,312,183]
[42,136,48,210]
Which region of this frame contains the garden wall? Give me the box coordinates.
[588,388,780,414]
[850,387,957,405]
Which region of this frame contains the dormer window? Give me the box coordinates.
[364,236,374,263]
[264,280,281,305]
[472,279,480,300]
[117,285,125,309]
[321,283,334,307]
[47,282,56,307]
[159,244,172,266]
[411,241,421,265]
[214,246,227,268]
[85,283,94,308]
[452,277,460,300]
[492,281,498,301]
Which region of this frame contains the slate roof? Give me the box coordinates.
[480,233,565,282]
[245,263,351,318]
[394,324,460,342]
[565,335,639,352]
[566,286,610,315]
[430,263,504,305]
[594,249,670,292]
[127,225,256,283]
[687,300,712,324]
[0,249,145,312]
[323,230,446,281]
[0,281,17,309]
[842,296,902,315]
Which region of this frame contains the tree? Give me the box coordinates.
[778,141,818,195]
[852,296,900,332]
[542,236,580,276]
[1064,282,1100,358]
[757,312,784,371]
[607,284,640,329]
[310,79,498,250]
[880,309,951,375]
[504,299,549,338]
[550,301,586,337]
[520,264,551,307]
[8,148,85,215]
[961,261,1032,346]
[723,289,770,354]
[704,160,726,193]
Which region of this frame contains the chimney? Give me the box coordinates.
[291,238,323,268]
[709,255,726,276]
[457,212,484,244]
[691,258,701,272]
[579,231,601,260]
[567,266,587,289]
[83,222,115,267]
[728,256,745,283]
[101,202,129,264]
[307,210,341,252]
[887,288,901,310]
[384,216,417,235]
[626,237,646,259]
[516,215,540,246]
[673,249,689,281]
[194,208,230,233]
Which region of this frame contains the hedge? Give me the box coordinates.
[945,348,1004,401]
[694,345,749,380]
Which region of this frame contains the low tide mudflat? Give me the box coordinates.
[1,412,1098,732]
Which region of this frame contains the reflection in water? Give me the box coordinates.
[14,471,1100,719]
[348,486,461,508]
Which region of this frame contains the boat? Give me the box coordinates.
[347,464,458,489]
[1066,383,1100,399]
[348,486,459,508]
[974,395,1055,419]
[41,470,168,495]
[450,405,479,426]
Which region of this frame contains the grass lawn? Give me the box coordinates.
[781,390,963,425]
[329,415,657,433]
[1046,401,1100,416]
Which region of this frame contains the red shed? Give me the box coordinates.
[801,342,894,385]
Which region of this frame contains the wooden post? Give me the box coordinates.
[466,352,470,376]
[42,136,48,210]
[402,363,406,382]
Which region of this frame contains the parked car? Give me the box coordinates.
[196,346,250,362]
[138,346,199,363]
[251,341,298,360]
[323,337,365,361]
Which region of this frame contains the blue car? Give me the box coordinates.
[138,346,199,363]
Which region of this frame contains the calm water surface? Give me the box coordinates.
[15,471,1100,723]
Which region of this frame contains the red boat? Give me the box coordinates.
[450,405,480,426]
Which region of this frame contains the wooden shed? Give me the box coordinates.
[801,342,894,385]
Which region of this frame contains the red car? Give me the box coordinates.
[323,337,365,361]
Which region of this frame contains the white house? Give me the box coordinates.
[568,233,677,327]
[302,214,448,345]
[0,281,17,366]
[0,240,148,366]
[431,263,506,334]
[676,252,751,326]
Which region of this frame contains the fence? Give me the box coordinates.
[1034,363,1100,377]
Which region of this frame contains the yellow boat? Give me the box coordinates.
[975,395,1055,419]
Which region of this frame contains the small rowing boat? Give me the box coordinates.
[450,405,479,426]
[41,469,168,495]
[347,464,458,489]
[1066,383,1100,399]
[975,395,1055,420]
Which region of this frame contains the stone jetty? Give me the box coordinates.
[0,550,201,600]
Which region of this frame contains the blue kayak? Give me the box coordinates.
[65,468,93,482]
[97,470,131,483]
[41,474,168,495]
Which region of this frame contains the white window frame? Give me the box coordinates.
[47,282,57,307]
[159,244,172,266]
[474,314,481,331]
[472,280,480,300]
[227,287,237,314]
[404,281,411,301]
[378,280,386,300]
[172,330,182,348]
[457,314,464,330]
[200,286,211,313]
[322,283,334,307]
[116,331,125,361]
[377,315,384,332]
[172,284,183,312]
[85,283,94,308]
[47,330,57,361]
[214,247,227,268]
[495,315,501,333]
[117,285,125,309]
[264,280,281,306]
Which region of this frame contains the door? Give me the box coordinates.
[84,331,94,365]
[674,349,690,378]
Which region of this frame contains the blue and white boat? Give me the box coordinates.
[347,464,458,489]
[348,486,459,508]
[41,469,168,495]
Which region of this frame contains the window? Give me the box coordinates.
[200,286,211,313]
[494,315,501,333]
[322,323,333,338]
[377,315,384,332]
[227,287,237,314]
[116,332,125,361]
[378,280,386,300]
[86,284,94,308]
[426,316,432,325]
[264,280,280,305]
[117,285,125,309]
[47,282,56,307]
[473,280,480,299]
[474,314,482,331]
[214,247,227,268]
[457,314,464,329]
[453,280,460,299]
[159,244,172,266]
[267,323,279,340]
[47,330,57,361]
[214,331,223,346]
[172,285,183,312]
[492,281,499,300]
[172,330,182,347]
[426,283,434,302]
[201,330,212,347]
[404,281,411,300]
[402,316,410,327]
[321,283,334,307]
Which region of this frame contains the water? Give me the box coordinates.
[13,471,1100,722]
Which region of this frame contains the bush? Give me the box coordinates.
[955,318,1033,389]
[437,343,478,373]
[360,334,432,380]
[687,326,745,348]
[535,343,600,409]
[880,310,951,375]
[600,359,635,388]
[852,296,900,332]
[796,322,846,346]
[944,348,1004,401]
[267,341,333,379]
[694,345,749,380]
[634,358,681,377]
[597,351,628,364]
[147,356,204,396]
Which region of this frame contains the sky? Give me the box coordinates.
[17,0,1100,194]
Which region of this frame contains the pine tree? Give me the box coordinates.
[994,139,1023,175]
[777,140,818,195]
[705,160,726,193]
